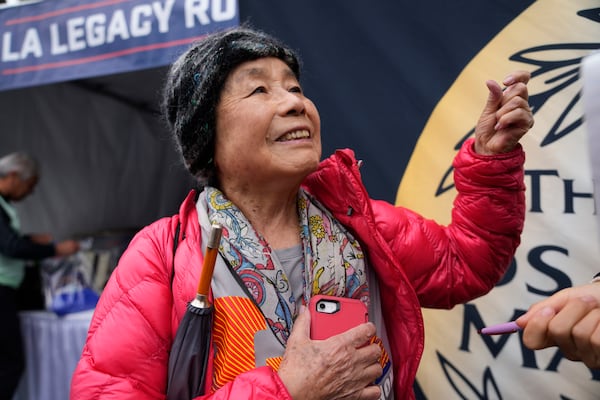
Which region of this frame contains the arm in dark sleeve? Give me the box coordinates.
[0,210,55,260]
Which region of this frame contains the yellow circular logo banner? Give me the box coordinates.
[396,1,600,398]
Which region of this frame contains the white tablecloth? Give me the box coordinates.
[13,310,94,400]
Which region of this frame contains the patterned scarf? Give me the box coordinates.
[205,186,369,345]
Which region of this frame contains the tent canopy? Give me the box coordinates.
[0,0,239,238]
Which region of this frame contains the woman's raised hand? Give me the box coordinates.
[474,70,534,155]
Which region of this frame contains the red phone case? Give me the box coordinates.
[309,294,368,340]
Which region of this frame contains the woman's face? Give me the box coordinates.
[214,57,322,189]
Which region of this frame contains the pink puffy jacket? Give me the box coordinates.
[70,139,525,400]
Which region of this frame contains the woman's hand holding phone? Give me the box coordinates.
[277,301,383,400]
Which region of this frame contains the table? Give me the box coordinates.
[13,310,94,400]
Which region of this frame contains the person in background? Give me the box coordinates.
[516,275,600,369]
[0,152,80,399]
[70,26,533,400]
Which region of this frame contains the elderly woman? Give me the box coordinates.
[70,26,533,400]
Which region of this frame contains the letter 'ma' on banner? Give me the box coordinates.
[0,0,239,91]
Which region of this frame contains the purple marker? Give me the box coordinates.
[478,321,521,335]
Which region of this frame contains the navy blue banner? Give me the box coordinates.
[0,0,238,91]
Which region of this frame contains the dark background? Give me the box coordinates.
[239,0,534,201]
[0,0,534,238]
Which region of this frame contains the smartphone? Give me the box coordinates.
[309,294,369,340]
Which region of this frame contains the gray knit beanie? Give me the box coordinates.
[162,25,301,185]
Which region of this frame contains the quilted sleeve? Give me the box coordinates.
[193,366,292,400]
[379,138,526,308]
[70,219,176,399]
